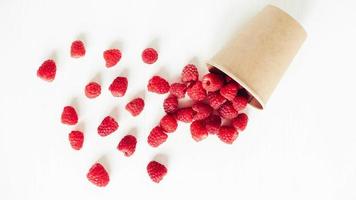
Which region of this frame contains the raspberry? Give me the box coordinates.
[85,82,101,99]
[202,73,224,92]
[147,126,168,147]
[61,106,78,125]
[37,59,56,82]
[86,163,110,187]
[181,64,198,83]
[147,76,170,94]
[176,107,194,123]
[218,102,239,119]
[147,161,167,183]
[190,120,208,142]
[231,96,248,111]
[208,66,224,75]
[103,49,122,68]
[232,113,248,131]
[117,135,137,157]
[68,130,84,150]
[97,116,119,137]
[142,48,158,64]
[70,40,85,58]
[109,76,128,97]
[187,81,207,101]
[125,98,145,116]
[205,114,221,134]
[192,101,213,121]
[206,91,226,109]
[169,83,187,98]
[218,126,238,144]
[163,95,178,113]
[160,114,177,133]
[220,82,239,101]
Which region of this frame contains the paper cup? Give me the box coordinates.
[207,5,307,109]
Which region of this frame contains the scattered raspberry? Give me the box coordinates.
[68,130,84,150]
[232,113,248,131]
[237,88,251,100]
[97,116,119,137]
[181,64,198,83]
[163,95,178,113]
[70,40,85,58]
[192,102,213,121]
[109,76,128,97]
[85,82,101,99]
[61,106,78,125]
[176,107,194,123]
[103,49,122,67]
[147,126,168,148]
[231,96,248,111]
[187,81,207,101]
[218,126,238,144]
[142,48,158,64]
[202,73,224,92]
[147,76,170,94]
[86,163,110,187]
[147,161,167,183]
[125,98,145,116]
[37,59,56,82]
[220,82,239,101]
[206,91,226,109]
[160,114,177,133]
[190,120,208,142]
[117,135,137,157]
[169,83,187,98]
[205,114,221,134]
[218,102,239,119]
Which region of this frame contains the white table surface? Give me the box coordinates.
[1,0,356,199]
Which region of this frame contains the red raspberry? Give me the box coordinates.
[86,163,110,187]
[97,116,119,137]
[181,64,198,83]
[232,113,248,131]
[176,107,194,123]
[147,126,168,147]
[61,106,78,125]
[109,76,128,97]
[187,81,207,101]
[147,76,170,94]
[142,48,158,64]
[190,120,208,142]
[163,95,178,113]
[125,98,145,116]
[147,161,167,183]
[160,114,177,133]
[206,91,226,109]
[169,83,187,98]
[70,40,85,58]
[218,102,239,119]
[231,96,248,111]
[202,73,224,92]
[85,82,101,99]
[37,59,56,82]
[68,130,84,150]
[103,49,122,68]
[220,82,239,101]
[117,135,137,157]
[205,114,221,134]
[218,126,238,144]
[192,101,213,121]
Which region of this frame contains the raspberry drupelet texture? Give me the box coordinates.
[190,120,208,142]
[205,114,221,134]
[232,113,248,131]
[70,40,86,58]
[125,98,145,117]
[147,76,170,94]
[218,126,238,144]
[68,130,84,150]
[61,106,78,125]
[206,91,227,109]
[117,135,137,157]
[147,126,168,148]
[142,48,158,64]
[192,101,213,121]
[187,81,207,101]
[202,73,224,92]
[97,116,119,137]
[103,49,122,67]
[218,101,239,119]
[109,76,128,97]
[169,83,187,98]
[86,163,110,187]
[160,114,178,133]
[37,59,56,82]
[85,82,101,99]
[176,107,195,123]
[181,64,198,83]
[220,82,239,101]
[163,95,178,113]
[147,161,167,183]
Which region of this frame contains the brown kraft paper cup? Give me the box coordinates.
[207,5,307,110]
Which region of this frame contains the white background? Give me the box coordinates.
[0,0,356,199]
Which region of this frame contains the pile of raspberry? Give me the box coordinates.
[37,39,249,187]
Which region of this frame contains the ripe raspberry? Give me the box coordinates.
[147,161,167,183]
[163,95,178,113]
[147,126,168,148]
[147,76,170,94]
[206,91,226,109]
[85,82,101,99]
[220,82,239,101]
[218,126,238,144]
[37,59,56,82]
[61,106,78,125]
[187,81,207,101]
[86,163,110,187]
[192,101,213,121]
[109,76,128,97]
[103,49,122,68]
[231,96,248,111]
[125,98,145,116]
[176,107,194,123]
[142,48,158,64]
[205,114,221,134]
[97,116,119,137]
[202,73,224,92]
[117,135,137,157]
[169,83,187,98]
[70,40,85,58]
[181,64,198,83]
[68,130,84,150]
[232,113,248,131]
[190,120,208,142]
[160,114,177,133]
[218,102,239,119]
